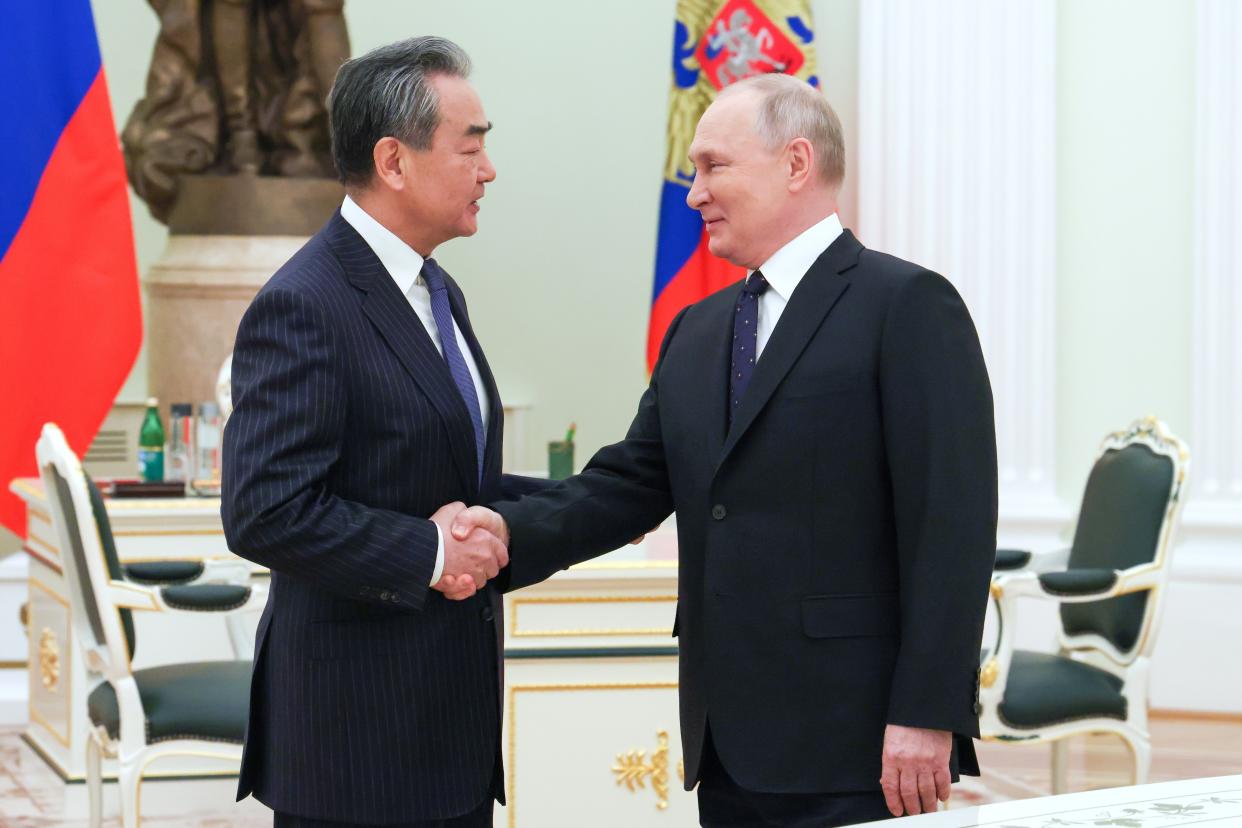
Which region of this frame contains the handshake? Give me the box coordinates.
[429,501,511,600]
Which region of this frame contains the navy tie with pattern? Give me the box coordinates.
[730,271,769,427]
[421,258,486,483]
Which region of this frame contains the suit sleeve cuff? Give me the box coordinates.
[429,521,445,586]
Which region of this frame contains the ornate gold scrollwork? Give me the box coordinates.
[979,656,999,689]
[39,627,60,692]
[612,730,671,811]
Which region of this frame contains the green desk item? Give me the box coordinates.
[547,440,574,480]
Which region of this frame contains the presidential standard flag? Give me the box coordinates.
[647,0,820,371]
[0,1,142,533]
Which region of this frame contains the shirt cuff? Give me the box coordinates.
[429,521,446,586]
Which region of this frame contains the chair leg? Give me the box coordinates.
[86,729,104,828]
[1126,731,1152,786]
[225,613,253,660]
[1050,739,1070,794]
[117,755,142,828]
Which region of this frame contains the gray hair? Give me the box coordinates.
[327,36,472,186]
[722,74,845,188]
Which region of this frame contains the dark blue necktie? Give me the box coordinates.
[730,271,769,427]
[421,258,485,482]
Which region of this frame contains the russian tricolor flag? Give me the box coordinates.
[0,1,142,533]
[647,0,818,372]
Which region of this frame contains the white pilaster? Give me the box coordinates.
[1190,0,1242,507]
[857,0,1059,514]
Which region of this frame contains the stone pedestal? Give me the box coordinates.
[143,175,342,408]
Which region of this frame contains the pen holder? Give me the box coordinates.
[547,440,574,480]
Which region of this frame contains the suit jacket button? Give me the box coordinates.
[973,701,983,716]
[481,606,495,622]
[711,504,727,520]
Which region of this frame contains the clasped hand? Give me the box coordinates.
[428,503,510,600]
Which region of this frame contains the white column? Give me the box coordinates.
[1191,0,1242,505]
[857,0,1059,511]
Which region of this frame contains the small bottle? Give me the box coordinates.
[138,397,165,483]
[167,403,194,485]
[194,401,224,494]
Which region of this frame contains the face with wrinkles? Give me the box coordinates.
[685,90,790,270]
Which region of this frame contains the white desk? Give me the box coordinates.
[9,478,694,828]
[859,775,1242,826]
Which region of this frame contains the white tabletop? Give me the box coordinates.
[856,775,1242,827]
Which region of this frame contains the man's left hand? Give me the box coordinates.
[879,724,952,817]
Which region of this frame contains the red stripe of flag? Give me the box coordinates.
[0,71,142,533]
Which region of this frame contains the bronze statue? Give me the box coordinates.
[123,0,349,223]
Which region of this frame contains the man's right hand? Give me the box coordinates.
[451,505,511,548]
[430,501,509,591]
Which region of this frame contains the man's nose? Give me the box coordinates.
[686,175,707,209]
[479,151,497,183]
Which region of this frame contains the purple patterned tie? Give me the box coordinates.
[421,258,485,483]
[730,271,769,427]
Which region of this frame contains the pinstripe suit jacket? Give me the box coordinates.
[222,211,546,823]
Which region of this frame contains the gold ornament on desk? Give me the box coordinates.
[612,730,672,811]
[38,628,60,692]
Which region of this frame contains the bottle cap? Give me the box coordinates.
[199,401,221,418]
[171,403,193,417]
[146,396,159,407]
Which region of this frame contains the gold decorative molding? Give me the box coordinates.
[507,681,679,828]
[38,628,60,692]
[29,577,72,747]
[509,595,677,639]
[612,730,672,811]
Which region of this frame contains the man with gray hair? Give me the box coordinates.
[454,73,998,825]
[223,35,549,827]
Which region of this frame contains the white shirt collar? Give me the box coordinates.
[340,195,426,295]
[749,212,844,299]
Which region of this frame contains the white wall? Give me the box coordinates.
[94,0,861,474]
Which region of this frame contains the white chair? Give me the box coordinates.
[36,423,266,828]
[978,416,1188,793]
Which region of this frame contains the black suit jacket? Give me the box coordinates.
[222,211,548,823]
[496,229,998,795]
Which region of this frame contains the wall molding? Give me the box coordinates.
[1191,0,1242,503]
[857,0,1059,503]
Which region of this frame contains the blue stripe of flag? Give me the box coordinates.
[651,181,703,301]
[0,0,103,262]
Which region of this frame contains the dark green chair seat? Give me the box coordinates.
[1039,568,1119,596]
[999,650,1126,729]
[88,661,251,744]
[124,560,205,585]
[995,548,1032,570]
[161,584,252,610]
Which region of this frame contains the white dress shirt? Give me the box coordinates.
[750,212,844,360]
[340,195,491,586]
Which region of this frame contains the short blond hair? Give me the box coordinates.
[721,74,845,187]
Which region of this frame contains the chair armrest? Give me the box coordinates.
[1038,568,1119,596]
[994,548,1031,570]
[123,560,205,585]
[155,583,268,614]
[993,546,1070,573]
[993,565,1160,604]
[123,558,252,587]
[107,580,267,615]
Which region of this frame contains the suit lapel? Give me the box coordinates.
[699,284,742,464]
[327,214,478,493]
[716,230,863,471]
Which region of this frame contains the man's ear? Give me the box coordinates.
[372,137,407,191]
[786,137,815,193]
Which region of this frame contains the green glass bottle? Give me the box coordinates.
[138,397,166,482]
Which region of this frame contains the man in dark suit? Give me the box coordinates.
[454,74,998,826]
[222,37,547,827]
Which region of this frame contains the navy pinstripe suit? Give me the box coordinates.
[222,211,547,824]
